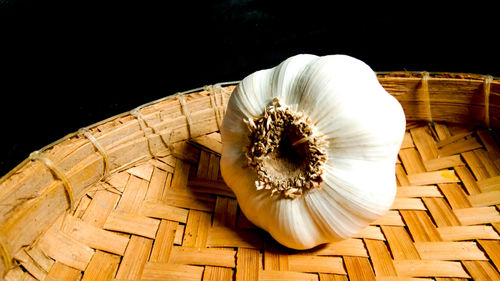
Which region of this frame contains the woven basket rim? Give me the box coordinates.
[2,71,499,184]
[2,71,500,185]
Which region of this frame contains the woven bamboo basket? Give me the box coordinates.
[1,72,500,281]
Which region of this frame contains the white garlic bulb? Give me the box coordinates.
[220,54,406,250]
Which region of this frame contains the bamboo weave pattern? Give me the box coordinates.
[2,79,500,281]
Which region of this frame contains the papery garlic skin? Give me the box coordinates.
[220,54,406,249]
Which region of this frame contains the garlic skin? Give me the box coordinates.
[220,54,406,250]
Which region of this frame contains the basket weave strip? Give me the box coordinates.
[0,73,499,280]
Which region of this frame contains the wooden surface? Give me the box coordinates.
[0,74,499,280]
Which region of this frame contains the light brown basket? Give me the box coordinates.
[1,72,499,281]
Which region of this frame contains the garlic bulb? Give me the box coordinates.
[220,54,406,250]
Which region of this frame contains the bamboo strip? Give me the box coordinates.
[437,183,472,209]
[116,175,149,214]
[381,226,420,260]
[401,132,415,149]
[438,138,483,157]
[424,155,464,171]
[393,260,470,278]
[259,269,319,281]
[461,151,490,180]
[236,248,259,281]
[370,211,405,226]
[182,210,211,248]
[468,190,500,207]
[45,262,82,281]
[81,189,121,227]
[343,256,376,281]
[375,277,434,281]
[166,159,217,211]
[202,266,233,281]
[436,131,473,148]
[61,214,129,256]
[477,176,500,192]
[396,164,411,186]
[318,273,348,281]
[139,200,188,223]
[454,165,482,195]
[263,246,289,271]
[414,241,488,260]
[421,197,461,227]
[115,236,153,280]
[38,226,94,271]
[213,197,238,228]
[140,262,204,281]
[188,178,235,198]
[144,167,168,201]
[169,247,236,268]
[80,251,121,281]
[453,206,500,225]
[490,220,500,240]
[307,239,368,257]
[196,150,210,179]
[462,260,500,281]
[287,255,346,274]
[475,149,500,176]
[437,225,500,240]
[477,240,500,271]
[364,239,397,277]
[410,126,438,162]
[103,211,160,239]
[400,211,441,242]
[208,153,220,181]
[396,185,442,198]
[165,189,216,212]
[391,198,427,210]
[407,170,460,185]
[354,226,386,240]
[399,148,426,174]
[149,220,178,262]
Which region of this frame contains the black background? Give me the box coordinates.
[1,1,499,176]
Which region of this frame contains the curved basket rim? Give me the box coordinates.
[1,71,498,184]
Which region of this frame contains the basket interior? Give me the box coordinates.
[1,74,500,281]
